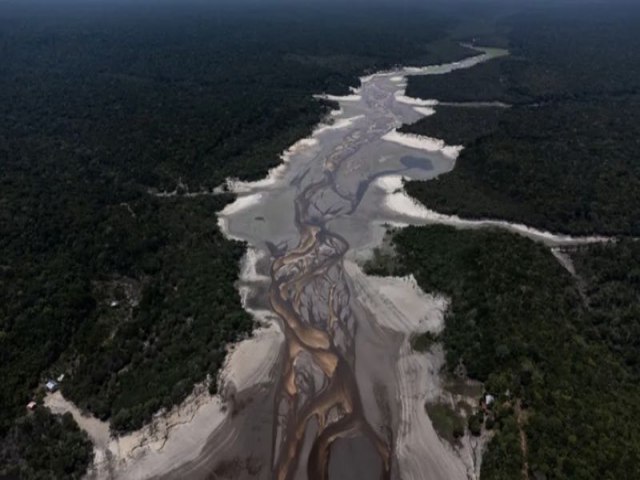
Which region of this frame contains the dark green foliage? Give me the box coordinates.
[0,2,474,476]
[408,6,640,104]
[57,196,252,433]
[367,226,640,479]
[411,37,477,67]
[0,5,455,192]
[411,331,439,352]
[399,106,506,146]
[407,99,640,236]
[481,416,523,479]
[572,241,640,377]
[0,410,93,480]
[407,58,531,105]
[0,161,251,433]
[468,411,484,436]
[404,5,640,236]
[425,403,465,445]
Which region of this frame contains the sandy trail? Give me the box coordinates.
[46,384,227,479]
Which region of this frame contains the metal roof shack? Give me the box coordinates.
[45,380,59,393]
[26,401,37,411]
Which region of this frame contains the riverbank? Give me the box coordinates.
[375,175,610,247]
[364,224,640,479]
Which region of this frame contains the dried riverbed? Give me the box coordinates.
[78,46,518,480]
[153,46,509,480]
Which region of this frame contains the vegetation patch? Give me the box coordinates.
[0,3,474,476]
[410,332,439,352]
[406,99,640,236]
[572,240,640,378]
[0,410,93,479]
[367,225,640,479]
[399,106,506,146]
[404,5,640,236]
[426,403,466,445]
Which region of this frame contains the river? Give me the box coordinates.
[158,46,508,480]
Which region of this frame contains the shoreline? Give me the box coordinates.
[345,260,488,479]
[375,175,611,246]
[45,241,284,479]
[382,129,463,160]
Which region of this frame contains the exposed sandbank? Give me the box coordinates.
[376,175,610,246]
[346,261,485,479]
[382,130,463,160]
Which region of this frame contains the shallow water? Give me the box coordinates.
[159,46,508,480]
[400,155,434,171]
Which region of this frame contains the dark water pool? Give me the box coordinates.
[400,156,434,171]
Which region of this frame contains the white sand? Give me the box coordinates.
[45,277,284,480]
[217,193,264,241]
[322,93,363,102]
[414,106,436,117]
[375,175,405,193]
[109,387,228,480]
[220,320,283,393]
[45,392,111,449]
[394,92,439,107]
[225,137,319,194]
[219,192,263,217]
[239,247,270,283]
[382,130,463,160]
[45,383,228,480]
[359,74,375,84]
[376,175,610,246]
[551,248,577,276]
[394,345,472,480]
[346,261,447,336]
[346,261,479,479]
[313,115,365,135]
[402,54,487,76]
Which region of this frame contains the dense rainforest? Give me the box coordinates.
[403,4,640,236]
[0,1,475,477]
[376,4,640,477]
[572,241,640,378]
[399,106,505,146]
[2,0,639,478]
[366,227,640,480]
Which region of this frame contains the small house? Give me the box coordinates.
[27,401,37,411]
[45,380,59,393]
